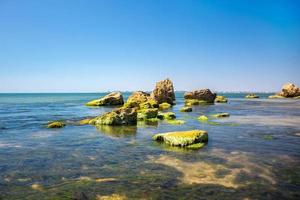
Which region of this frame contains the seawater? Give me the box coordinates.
[0,93,299,199]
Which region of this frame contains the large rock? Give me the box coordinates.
[124,91,158,109]
[86,92,124,106]
[89,107,137,125]
[184,89,216,103]
[277,83,300,98]
[150,79,175,105]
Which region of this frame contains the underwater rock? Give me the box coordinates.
[184,89,216,103]
[47,121,65,128]
[137,108,158,120]
[152,130,208,147]
[165,119,186,125]
[157,112,176,120]
[89,107,137,125]
[198,115,208,121]
[215,95,228,103]
[245,94,259,98]
[180,106,192,112]
[159,102,171,110]
[124,91,158,109]
[277,83,300,98]
[150,78,175,105]
[86,92,124,106]
[211,113,230,118]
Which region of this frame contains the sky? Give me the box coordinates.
[0,0,299,92]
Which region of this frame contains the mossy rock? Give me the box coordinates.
[159,102,171,110]
[157,112,176,120]
[198,115,208,121]
[86,92,124,106]
[245,94,259,98]
[47,121,65,128]
[152,130,208,147]
[186,142,206,149]
[180,106,192,112]
[294,96,300,99]
[268,95,285,99]
[210,113,230,118]
[78,118,92,125]
[185,99,210,106]
[215,95,228,103]
[137,108,158,120]
[165,119,186,125]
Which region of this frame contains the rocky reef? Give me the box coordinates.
[184,89,216,104]
[86,92,124,106]
[150,78,175,105]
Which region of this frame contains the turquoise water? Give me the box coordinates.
[0,93,300,199]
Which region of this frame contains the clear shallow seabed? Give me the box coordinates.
[0,93,299,200]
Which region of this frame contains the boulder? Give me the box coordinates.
[124,91,158,109]
[211,113,230,118]
[245,94,259,98]
[184,89,216,103]
[180,106,192,112]
[137,108,158,120]
[150,79,175,105]
[159,102,171,110]
[215,95,228,103]
[152,130,208,148]
[89,107,137,125]
[157,112,176,120]
[47,121,65,128]
[277,83,300,98]
[86,92,124,106]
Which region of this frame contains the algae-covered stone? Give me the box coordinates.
[186,142,206,149]
[184,89,216,103]
[165,119,186,125]
[150,78,175,105]
[268,95,285,99]
[152,130,208,147]
[89,107,137,126]
[215,95,228,103]
[245,94,259,98]
[180,106,192,112]
[47,121,65,128]
[78,118,92,125]
[137,108,158,120]
[294,96,300,99]
[211,113,230,118]
[198,115,208,121]
[159,102,171,110]
[157,112,176,120]
[124,91,158,109]
[86,92,124,106]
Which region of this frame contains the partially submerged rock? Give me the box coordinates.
[180,106,192,112]
[89,107,137,126]
[165,119,186,125]
[185,99,208,106]
[78,118,92,125]
[198,115,208,121]
[150,78,175,105]
[124,91,158,109]
[268,95,285,99]
[184,89,216,103]
[159,102,171,110]
[152,130,208,148]
[211,113,230,118]
[86,92,124,106]
[157,112,176,120]
[276,83,300,98]
[47,121,65,128]
[245,94,259,98]
[137,108,158,120]
[215,95,228,103]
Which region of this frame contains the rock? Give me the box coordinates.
[180,106,192,112]
[277,83,300,98]
[185,99,207,106]
[159,102,171,110]
[294,96,300,99]
[268,95,285,99]
[157,112,176,120]
[215,95,228,103]
[245,94,259,98]
[198,115,208,121]
[150,79,175,105]
[211,113,230,118]
[184,89,216,103]
[137,108,158,120]
[47,121,65,128]
[152,130,208,147]
[78,118,92,125]
[89,107,137,125]
[86,92,124,106]
[165,119,186,125]
[124,91,158,109]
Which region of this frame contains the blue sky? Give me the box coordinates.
[0,0,299,92]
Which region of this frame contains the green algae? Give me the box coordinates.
[137,108,158,120]
[186,142,206,149]
[180,106,192,112]
[198,115,208,121]
[47,121,65,128]
[165,119,186,125]
[158,102,171,110]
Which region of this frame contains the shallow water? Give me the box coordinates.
[0,93,299,200]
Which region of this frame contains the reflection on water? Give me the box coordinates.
[0,93,300,199]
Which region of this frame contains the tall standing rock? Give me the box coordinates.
[150,79,175,105]
[184,89,216,103]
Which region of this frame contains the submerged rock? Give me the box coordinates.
[211,113,230,118]
[277,83,300,98]
[89,107,137,125]
[165,119,186,125]
[159,102,171,110]
[150,78,175,105]
[47,121,65,128]
[152,130,208,148]
[157,112,176,120]
[184,89,216,103]
[215,95,228,103]
[245,94,259,98]
[180,106,192,112]
[137,108,158,120]
[86,92,124,106]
